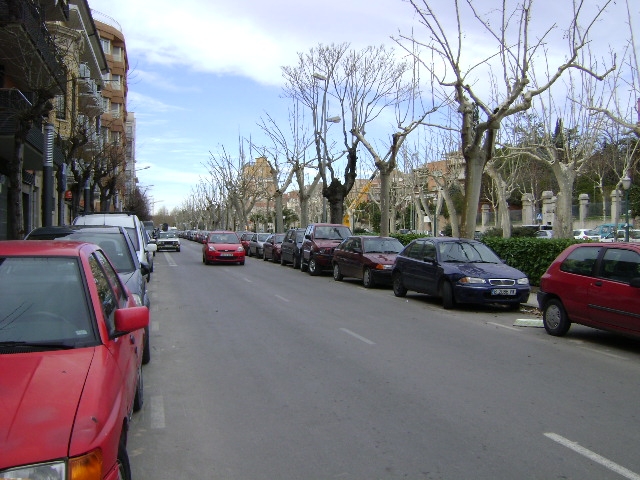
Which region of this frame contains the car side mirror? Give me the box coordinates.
[146,243,157,252]
[353,247,362,254]
[140,261,151,277]
[115,306,149,333]
[423,256,436,263]
[305,234,311,240]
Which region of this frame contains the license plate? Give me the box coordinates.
[220,253,233,257]
[492,288,516,296]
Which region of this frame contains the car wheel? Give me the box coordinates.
[177,247,180,252]
[280,255,287,266]
[442,281,455,309]
[543,298,571,336]
[300,256,308,272]
[263,252,269,261]
[142,326,151,365]
[202,255,208,265]
[362,268,376,288]
[392,273,407,297]
[117,437,132,480]
[308,257,320,276]
[333,263,343,281]
[293,254,300,269]
[133,365,144,412]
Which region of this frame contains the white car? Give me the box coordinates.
[573,228,600,240]
[535,230,554,239]
[156,231,181,251]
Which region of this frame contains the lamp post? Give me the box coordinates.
[312,72,340,222]
[622,173,632,242]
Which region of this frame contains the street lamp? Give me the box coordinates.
[622,173,632,242]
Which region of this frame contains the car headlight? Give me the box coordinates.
[0,450,102,480]
[0,462,66,480]
[458,276,486,284]
[236,246,244,252]
[208,245,217,251]
[517,277,530,285]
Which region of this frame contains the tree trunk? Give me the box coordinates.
[7,139,24,239]
[460,155,485,239]
[325,178,346,225]
[378,170,392,236]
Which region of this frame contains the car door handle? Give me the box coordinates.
[593,281,603,287]
[129,334,136,345]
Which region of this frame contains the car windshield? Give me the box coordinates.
[273,234,285,243]
[363,238,404,254]
[315,226,351,240]
[438,241,501,263]
[257,233,270,242]
[159,232,177,239]
[0,257,95,347]
[209,233,239,244]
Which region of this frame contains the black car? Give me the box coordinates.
[391,237,530,310]
[280,228,305,269]
[25,225,152,363]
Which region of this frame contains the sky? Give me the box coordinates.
[85,0,636,213]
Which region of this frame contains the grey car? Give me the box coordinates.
[25,225,152,364]
[280,228,305,269]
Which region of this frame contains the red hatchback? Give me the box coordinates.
[538,242,640,338]
[202,231,245,265]
[0,240,149,480]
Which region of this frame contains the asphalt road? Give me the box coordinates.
[129,240,640,480]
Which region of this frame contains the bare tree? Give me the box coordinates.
[396,0,614,238]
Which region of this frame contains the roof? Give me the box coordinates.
[0,240,95,256]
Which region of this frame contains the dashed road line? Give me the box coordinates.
[150,395,165,429]
[340,328,375,345]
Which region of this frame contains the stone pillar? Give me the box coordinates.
[522,193,535,225]
[578,194,589,228]
[481,204,491,231]
[611,189,622,227]
[541,191,556,227]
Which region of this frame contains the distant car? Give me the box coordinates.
[156,230,181,251]
[0,240,149,480]
[26,225,153,365]
[538,242,640,338]
[263,233,285,263]
[238,231,253,254]
[332,235,404,288]
[573,228,600,240]
[301,223,352,275]
[280,228,305,269]
[202,231,245,265]
[535,230,554,239]
[391,237,530,309]
[248,232,271,258]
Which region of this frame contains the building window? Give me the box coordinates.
[112,46,122,61]
[100,38,111,55]
[54,94,66,120]
[111,103,121,118]
[111,74,121,89]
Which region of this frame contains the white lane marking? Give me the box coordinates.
[163,252,177,266]
[487,322,520,332]
[545,433,640,480]
[150,395,165,429]
[275,295,289,303]
[513,318,544,327]
[340,328,376,345]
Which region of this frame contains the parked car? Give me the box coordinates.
[156,230,181,251]
[26,224,153,364]
[301,223,352,275]
[573,228,600,240]
[391,237,530,309]
[0,240,149,480]
[202,231,245,265]
[263,233,285,263]
[73,211,157,280]
[537,242,640,338]
[280,228,305,269]
[248,232,271,258]
[238,231,254,254]
[591,223,627,240]
[535,230,554,239]
[332,235,404,288]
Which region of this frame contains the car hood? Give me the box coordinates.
[450,261,525,279]
[0,349,95,468]
[314,239,343,248]
[207,243,241,250]
[364,253,398,264]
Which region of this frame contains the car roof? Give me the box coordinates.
[0,240,95,256]
[27,225,124,238]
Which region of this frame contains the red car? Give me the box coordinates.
[202,231,245,265]
[0,240,149,480]
[538,242,640,338]
[263,233,285,263]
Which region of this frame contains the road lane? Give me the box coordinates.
[131,239,640,479]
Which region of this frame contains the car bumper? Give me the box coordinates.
[206,252,245,263]
[454,285,531,305]
[157,242,180,250]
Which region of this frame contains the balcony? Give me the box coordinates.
[78,79,103,117]
[0,0,67,92]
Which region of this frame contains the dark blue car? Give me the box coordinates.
[391,237,530,310]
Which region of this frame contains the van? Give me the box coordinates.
[73,212,157,279]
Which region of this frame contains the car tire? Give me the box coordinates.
[142,326,151,365]
[280,256,287,266]
[362,268,375,288]
[293,254,300,269]
[543,298,571,336]
[300,256,308,272]
[203,255,208,265]
[263,252,269,261]
[177,247,180,252]
[333,263,343,281]
[117,437,132,480]
[392,273,407,297]
[442,281,455,309]
[133,365,144,412]
[308,257,320,276]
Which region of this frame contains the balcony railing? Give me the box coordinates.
[0,0,67,91]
